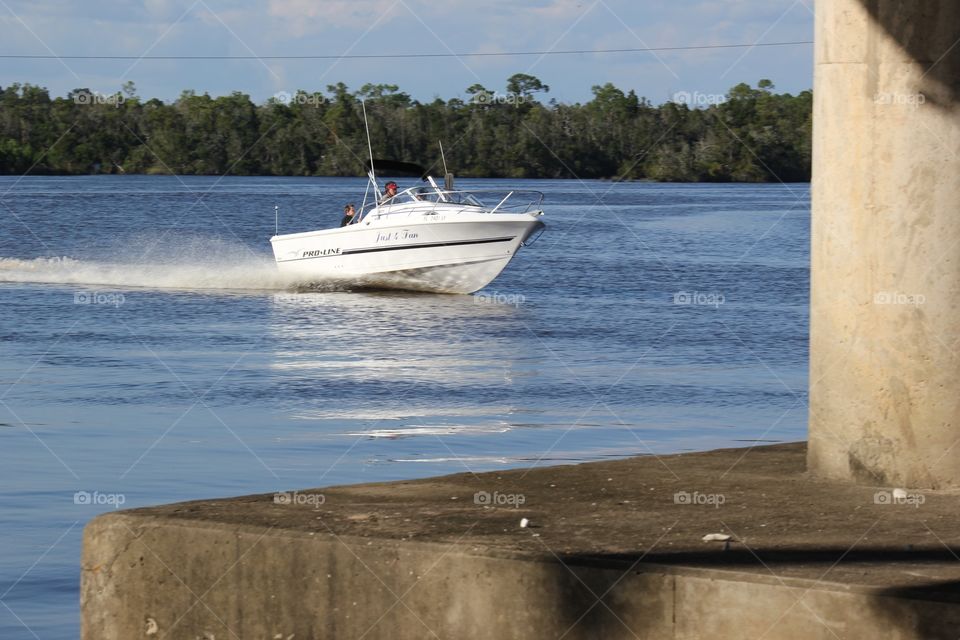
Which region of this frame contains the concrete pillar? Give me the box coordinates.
[809,0,960,488]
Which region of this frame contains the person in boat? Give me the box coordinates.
[381,181,399,204]
[339,203,356,227]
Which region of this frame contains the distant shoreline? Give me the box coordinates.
[0,170,813,184]
[1,77,811,182]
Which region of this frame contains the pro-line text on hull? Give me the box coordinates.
[302,248,342,258]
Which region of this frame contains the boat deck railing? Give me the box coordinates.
[362,189,544,220]
[273,187,544,236]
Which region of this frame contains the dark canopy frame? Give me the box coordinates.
[365,159,428,180]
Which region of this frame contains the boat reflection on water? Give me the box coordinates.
[266,290,542,454]
[265,288,752,474]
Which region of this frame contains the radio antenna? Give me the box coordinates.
[439,139,449,176]
[361,100,376,216]
[363,100,376,184]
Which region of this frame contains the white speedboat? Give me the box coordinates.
[270,164,545,294]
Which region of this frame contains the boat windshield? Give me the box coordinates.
[461,193,485,207]
[402,188,486,207]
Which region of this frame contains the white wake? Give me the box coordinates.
[0,255,312,291]
[0,232,349,291]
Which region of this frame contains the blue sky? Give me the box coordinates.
[0,0,814,104]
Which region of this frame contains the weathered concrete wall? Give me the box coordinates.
[82,514,960,640]
[809,0,960,488]
[81,445,960,638]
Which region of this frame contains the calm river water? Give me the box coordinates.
[0,175,809,638]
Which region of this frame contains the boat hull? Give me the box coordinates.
[270,213,544,294]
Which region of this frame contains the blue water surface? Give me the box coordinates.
[0,175,809,638]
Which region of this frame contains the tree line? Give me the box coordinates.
[0,74,811,182]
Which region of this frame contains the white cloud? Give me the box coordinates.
[267,0,400,34]
[0,0,813,104]
[143,0,183,21]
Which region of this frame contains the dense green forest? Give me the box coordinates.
[0,74,811,182]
